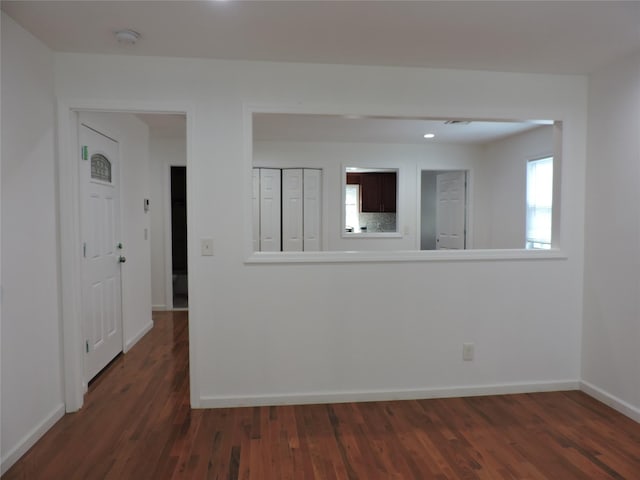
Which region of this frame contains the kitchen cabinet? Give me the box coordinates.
[359,172,396,213]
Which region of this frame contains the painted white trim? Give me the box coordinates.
[123,320,154,353]
[246,248,567,264]
[152,304,168,311]
[184,113,200,408]
[199,380,579,408]
[58,105,85,412]
[0,403,65,475]
[580,381,640,423]
[164,163,174,310]
[57,98,199,413]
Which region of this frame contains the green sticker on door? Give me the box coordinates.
[82,145,88,160]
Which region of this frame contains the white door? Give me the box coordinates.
[282,169,303,252]
[80,123,124,382]
[303,169,322,251]
[436,171,467,250]
[259,168,282,252]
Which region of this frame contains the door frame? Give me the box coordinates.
[57,99,198,412]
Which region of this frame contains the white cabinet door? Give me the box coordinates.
[436,171,466,250]
[303,169,322,251]
[259,168,281,251]
[252,168,260,251]
[282,169,303,251]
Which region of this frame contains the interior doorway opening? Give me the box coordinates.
[58,104,193,413]
[421,169,468,250]
[171,166,188,309]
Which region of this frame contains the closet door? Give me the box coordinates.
[303,169,322,251]
[259,168,281,251]
[252,168,260,251]
[282,169,303,251]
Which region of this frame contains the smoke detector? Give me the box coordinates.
[115,30,140,46]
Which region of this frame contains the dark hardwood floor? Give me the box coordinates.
[4,311,640,479]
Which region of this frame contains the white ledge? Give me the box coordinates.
[246,248,567,264]
[342,232,402,239]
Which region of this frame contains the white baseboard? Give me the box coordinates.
[152,304,167,311]
[123,320,154,353]
[1,403,65,475]
[199,380,580,409]
[580,380,640,423]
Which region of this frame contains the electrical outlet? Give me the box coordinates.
[463,342,474,361]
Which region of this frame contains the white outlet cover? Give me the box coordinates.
[201,238,214,256]
[463,342,474,361]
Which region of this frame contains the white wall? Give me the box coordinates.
[582,51,640,420]
[52,52,587,408]
[149,135,186,309]
[255,141,484,251]
[1,13,64,473]
[79,112,153,352]
[475,126,555,249]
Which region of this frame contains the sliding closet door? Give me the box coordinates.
[259,168,281,252]
[282,169,303,252]
[303,169,322,251]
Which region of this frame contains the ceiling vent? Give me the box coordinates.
[444,120,472,125]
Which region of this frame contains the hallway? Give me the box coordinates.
[4,311,640,479]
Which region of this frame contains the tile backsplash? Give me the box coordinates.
[358,212,396,232]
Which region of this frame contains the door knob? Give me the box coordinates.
[118,256,126,263]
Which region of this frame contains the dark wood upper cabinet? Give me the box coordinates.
[348,171,396,213]
[379,173,397,213]
[346,173,361,185]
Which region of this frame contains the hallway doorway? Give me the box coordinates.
[171,166,188,309]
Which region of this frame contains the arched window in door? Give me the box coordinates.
[91,153,112,183]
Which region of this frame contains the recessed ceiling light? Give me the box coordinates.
[423,133,435,139]
[115,29,140,46]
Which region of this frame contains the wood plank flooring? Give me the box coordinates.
[4,311,640,479]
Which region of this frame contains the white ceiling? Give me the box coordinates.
[253,114,548,145]
[3,1,640,75]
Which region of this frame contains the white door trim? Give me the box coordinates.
[164,164,174,310]
[56,99,199,411]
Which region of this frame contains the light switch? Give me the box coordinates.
[201,238,214,256]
